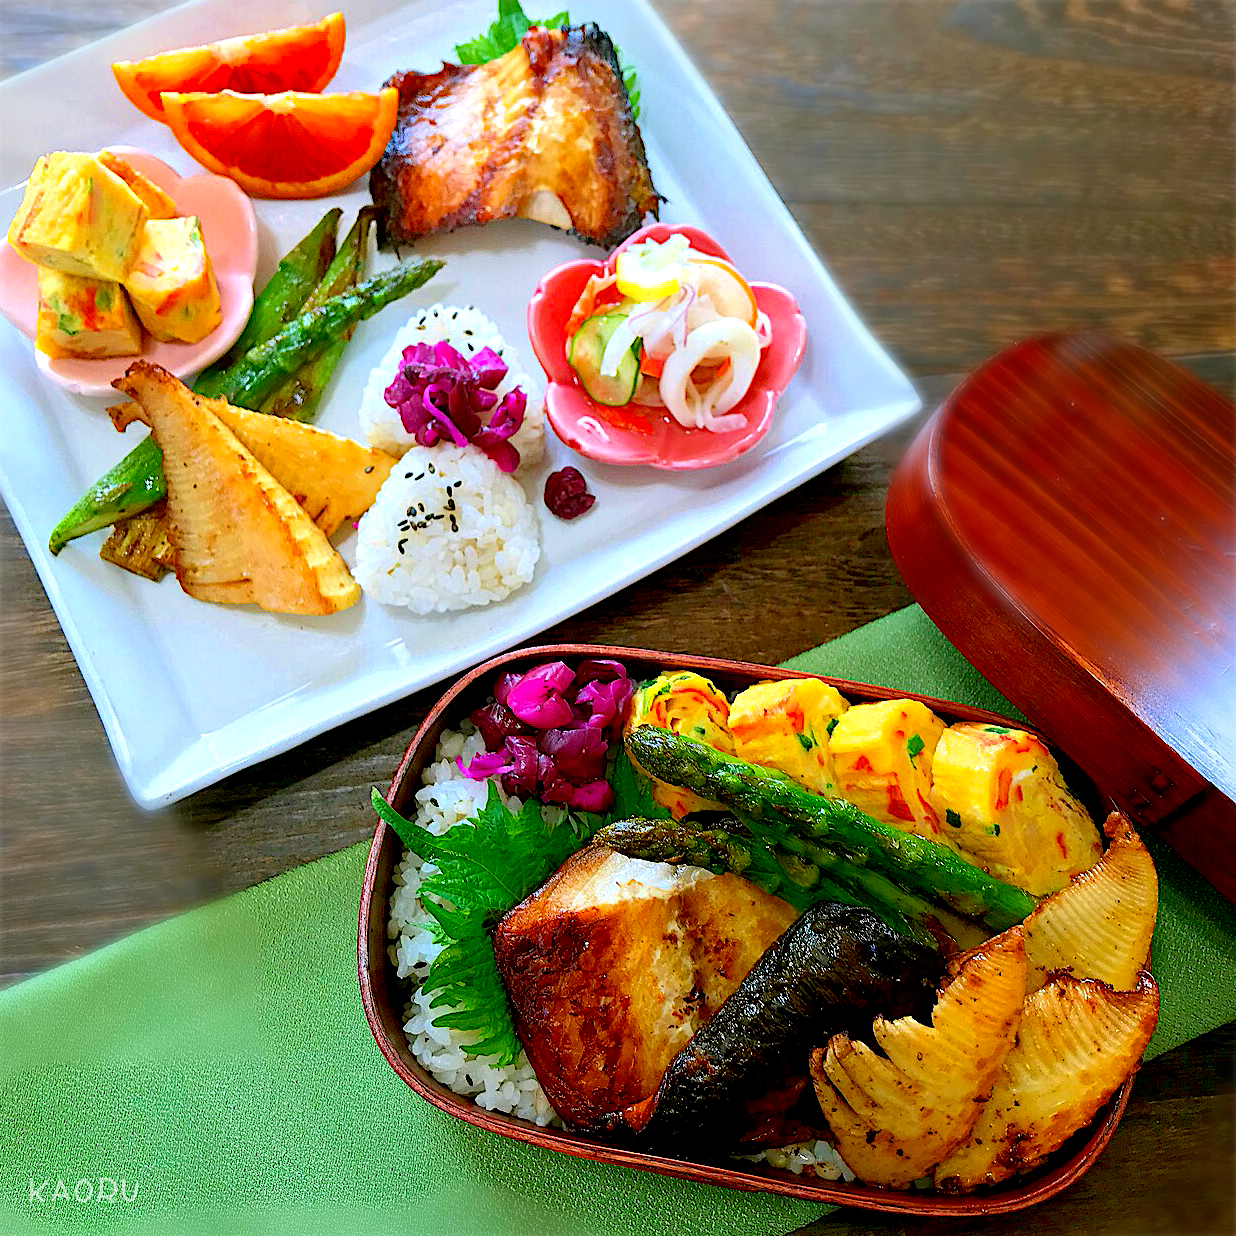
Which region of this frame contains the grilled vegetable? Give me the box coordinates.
[934,970,1159,1192]
[810,926,1027,1188]
[195,207,339,393]
[609,901,944,1151]
[257,206,376,421]
[829,698,950,843]
[206,397,395,537]
[931,721,1103,895]
[728,677,849,796]
[49,210,341,554]
[209,257,444,409]
[114,362,360,615]
[625,727,1039,932]
[493,842,797,1128]
[1023,811,1157,993]
[98,501,175,580]
[595,816,984,950]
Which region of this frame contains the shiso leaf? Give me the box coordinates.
[371,782,599,1064]
[604,747,673,823]
[455,1,641,119]
[455,1,569,64]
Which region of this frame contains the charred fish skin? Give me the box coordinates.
[611,901,945,1153]
[370,24,660,250]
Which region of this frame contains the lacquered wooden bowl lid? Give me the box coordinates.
[887,332,1236,900]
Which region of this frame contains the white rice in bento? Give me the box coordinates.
[387,723,856,1178]
[359,303,546,473]
[388,725,562,1126]
[354,444,539,614]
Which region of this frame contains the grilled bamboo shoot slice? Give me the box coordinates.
[934,970,1159,1191]
[1023,811,1157,993]
[810,927,1027,1188]
[113,362,361,615]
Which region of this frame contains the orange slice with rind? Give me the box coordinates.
[161,88,399,199]
[113,13,346,123]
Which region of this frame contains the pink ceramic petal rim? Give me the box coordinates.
[0,147,258,398]
[527,222,808,470]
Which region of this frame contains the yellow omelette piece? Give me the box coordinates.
[728,677,849,795]
[8,151,148,282]
[626,671,734,818]
[829,698,952,845]
[36,268,142,359]
[931,722,1103,895]
[97,150,177,220]
[123,216,221,343]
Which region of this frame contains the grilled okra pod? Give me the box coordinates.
[625,727,1039,932]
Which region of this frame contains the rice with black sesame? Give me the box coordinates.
[387,725,856,1178]
[354,443,539,613]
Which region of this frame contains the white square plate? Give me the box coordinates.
[0,0,920,808]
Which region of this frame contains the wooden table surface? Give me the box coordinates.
[1,2,1232,1233]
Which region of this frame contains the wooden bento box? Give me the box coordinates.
[358,644,1137,1217]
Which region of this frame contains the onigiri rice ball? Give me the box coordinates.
[354,444,540,614]
[359,304,546,472]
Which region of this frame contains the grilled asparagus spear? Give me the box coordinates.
[597,817,937,945]
[625,727,1039,932]
[257,206,377,421]
[211,257,444,409]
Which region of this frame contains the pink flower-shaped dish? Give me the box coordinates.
[0,147,257,398]
[527,223,807,470]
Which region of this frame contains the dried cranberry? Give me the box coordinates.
[544,467,596,519]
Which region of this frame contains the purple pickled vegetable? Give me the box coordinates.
[384,340,526,472]
[576,658,627,682]
[545,467,596,519]
[576,677,635,729]
[571,780,614,813]
[471,700,523,751]
[493,672,522,708]
[522,661,576,691]
[460,657,635,814]
[500,736,541,799]
[506,676,575,729]
[539,727,608,782]
[457,750,513,780]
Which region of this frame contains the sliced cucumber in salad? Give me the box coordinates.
[569,312,640,406]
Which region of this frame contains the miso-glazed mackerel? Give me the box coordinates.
[370,25,660,249]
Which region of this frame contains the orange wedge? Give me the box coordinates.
[113,14,346,123]
[161,88,399,199]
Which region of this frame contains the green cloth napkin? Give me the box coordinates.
[3,605,1234,1236]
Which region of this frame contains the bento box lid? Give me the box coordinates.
[886,332,1236,902]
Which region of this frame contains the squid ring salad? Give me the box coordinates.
[566,233,773,433]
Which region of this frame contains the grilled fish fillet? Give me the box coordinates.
[492,844,797,1130]
[370,25,659,249]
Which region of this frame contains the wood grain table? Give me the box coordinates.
[1,2,1232,1234]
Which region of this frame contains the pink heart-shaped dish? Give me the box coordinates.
[527,222,807,470]
[0,147,257,397]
